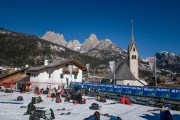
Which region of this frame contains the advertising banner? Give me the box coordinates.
[88,83,94,89]
[105,84,113,92]
[98,84,106,91]
[93,83,98,89]
[77,82,83,88]
[113,85,122,93]
[121,85,132,94]
[131,86,143,95]
[155,88,170,98]
[83,83,88,88]
[149,57,155,71]
[143,86,156,97]
[109,61,115,73]
[70,82,73,87]
[170,88,180,99]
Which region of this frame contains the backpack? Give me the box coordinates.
[100,97,106,102]
[29,109,55,120]
[32,110,44,118]
[26,102,36,115]
[125,98,130,105]
[94,111,100,120]
[89,103,99,110]
[96,96,101,101]
[31,97,37,104]
[77,93,82,103]
[51,93,56,98]
[120,97,126,104]
[81,98,86,104]
[37,96,42,103]
[44,109,55,119]
[17,96,23,101]
[31,96,42,104]
[56,96,62,103]
[73,100,79,105]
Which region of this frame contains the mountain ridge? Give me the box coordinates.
[0,28,179,79]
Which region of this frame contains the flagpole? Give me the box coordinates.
[154,56,157,87]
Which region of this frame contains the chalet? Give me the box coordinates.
[0,68,30,90]
[26,59,87,91]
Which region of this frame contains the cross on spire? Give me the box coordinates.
[130,19,134,44]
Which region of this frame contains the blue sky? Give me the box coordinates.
[0,0,180,58]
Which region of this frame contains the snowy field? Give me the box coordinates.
[0,92,180,120]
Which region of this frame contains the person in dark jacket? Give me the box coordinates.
[160,107,173,120]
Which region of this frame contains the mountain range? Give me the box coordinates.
[0,28,180,79]
[42,31,127,60]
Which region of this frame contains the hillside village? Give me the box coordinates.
[0,24,180,92]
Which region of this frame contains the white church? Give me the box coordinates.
[105,21,147,86]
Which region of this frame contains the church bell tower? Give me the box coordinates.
[128,20,139,79]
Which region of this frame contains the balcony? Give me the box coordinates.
[62,67,79,74]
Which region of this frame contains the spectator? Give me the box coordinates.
[160,106,173,120]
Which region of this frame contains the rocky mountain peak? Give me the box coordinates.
[155,51,180,66]
[66,40,74,50]
[42,31,66,46]
[72,39,81,47]
[66,39,81,51]
[80,34,99,52]
[89,33,98,41]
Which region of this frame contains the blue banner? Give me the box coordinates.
[105,84,113,92]
[113,85,122,93]
[121,86,132,94]
[143,86,155,97]
[131,86,143,95]
[92,83,99,89]
[170,88,180,99]
[155,88,170,98]
[70,82,179,100]
[77,82,83,88]
[73,82,78,88]
[98,84,106,91]
[70,82,73,87]
[88,83,94,89]
[82,83,88,88]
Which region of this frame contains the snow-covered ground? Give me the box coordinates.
[0,92,180,120]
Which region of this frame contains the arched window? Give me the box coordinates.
[133,47,136,51]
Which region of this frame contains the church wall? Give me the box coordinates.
[116,80,144,86]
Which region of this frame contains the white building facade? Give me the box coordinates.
[27,60,86,91]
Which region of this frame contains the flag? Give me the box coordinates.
[86,64,90,72]
[148,57,155,71]
[109,61,115,73]
[69,65,73,76]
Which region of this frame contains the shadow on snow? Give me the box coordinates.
[140,112,180,120]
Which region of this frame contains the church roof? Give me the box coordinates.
[128,20,138,52]
[105,60,137,80]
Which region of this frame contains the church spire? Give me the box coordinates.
[130,19,134,44]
